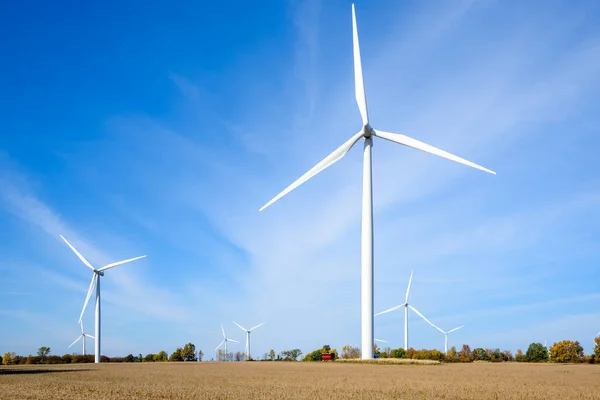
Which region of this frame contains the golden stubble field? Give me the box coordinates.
[1,361,599,399]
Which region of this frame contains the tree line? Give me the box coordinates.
[3,338,599,365]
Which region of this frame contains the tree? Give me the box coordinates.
[181,343,196,361]
[169,348,183,362]
[3,352,16,365]
[143,353,155,362]
[594,337,600,361]
[515,349,525,362]
[341,345,362,359]
[62,354,73,364]
[280,349,303,361]
[390,348,405,359]
[473,348,488,361]
[447,346,457,362]
[198,350,204,362]
[525,342,548,362]
[37,346,51,362]
[125,354,135,363]
[459,345,472,362]
[503,350,514,361]
[549,340,584,363]
[269,349,276,361]
[154,351,168,362]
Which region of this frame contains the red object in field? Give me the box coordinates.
[321,353,334,361]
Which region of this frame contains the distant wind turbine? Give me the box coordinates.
[258,3,495,359]
[233,321,265,361]
[215,324,239,360]
[60,234,146,363]
[68,320,95,355]
[376,271,432,350]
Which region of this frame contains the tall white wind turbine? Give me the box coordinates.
[215,324,239,360]
[258,4,495,359]
[60,234,146,363]
[68,320,95,356]
[233,320,265,361]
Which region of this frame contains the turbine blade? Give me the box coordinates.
[374,339,388,343]
[409,305,444,334]
[405,270,413,303]
[84,334,95,339]
[215,339,225,352]
[221,324,226,338]
[447,325,465,334]
[60,235,95,271]
[352,4,368,126]
[375,303,406,317]
[259,131,364,211]
[229,339,240,343]
[78,274,97,323]
[99,255,146,271]
[68,335,82,348]
[373,130,496,175]
[232,320,247,332]
[249,322,265,331]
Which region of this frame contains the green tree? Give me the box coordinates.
[37,346,51,362]
[153,351,168,362]
[169,348,183,362]
[473,348,488,361]
[125,354,135,363]
[62,354,73,364]
[280,349,303,361]
[549,340,584,363]
[515,349,525,362]
[525,342,549,362]
[269,349,276,361]
[143,353,155,362]
[181,343,197,361]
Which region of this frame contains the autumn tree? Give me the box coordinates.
[181,343,196,361]
[446,346,457,362]
[594,337,600,361]
[341,345,361,359]
[459,344,473,362]
[280,349,302,361]
[549,340,584,363]
[525,342,548,362]
[3,352,16,365]
[515,349,525,362]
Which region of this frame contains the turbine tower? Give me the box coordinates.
[215,324,239,361]
[376,271,434,350]
[232,320,265,361]
[258,4,495,359]
[60,234,146,363]
[68,320,95,355]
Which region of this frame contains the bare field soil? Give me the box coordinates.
[1,362,599,399]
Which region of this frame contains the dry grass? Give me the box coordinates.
[1,362,600,399]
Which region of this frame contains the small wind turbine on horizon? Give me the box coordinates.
[60,234,147,363]
[233,320,265,361]
[258,3,495,359]
[215,324,239,360]
[376,271,436,351]
[68,320,95,355]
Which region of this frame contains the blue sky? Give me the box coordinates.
[1,0,599,358]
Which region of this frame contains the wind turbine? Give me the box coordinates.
[375,271,421,350]
[60,234,146,363]
[232,320,265,361]
[439,326,464,354]
[68,320,95,355]
[215,324,239,361]
[258,4,495,359]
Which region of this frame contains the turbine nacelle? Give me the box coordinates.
[362,124,373,138]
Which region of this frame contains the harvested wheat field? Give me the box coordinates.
[1,362,599,399]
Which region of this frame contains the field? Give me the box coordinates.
[1,361,599,399]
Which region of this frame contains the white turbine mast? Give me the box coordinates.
[215,324,239,360]
[68,320,95,356]
[258,4,495,359]
[61,234,146,363]
[233,320,265,361]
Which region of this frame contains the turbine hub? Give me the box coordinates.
[362,124,373,138]
[94,270,105,276]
